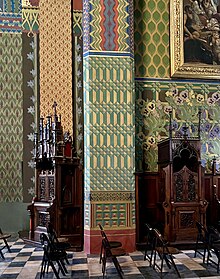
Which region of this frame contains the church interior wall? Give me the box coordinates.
[0,0,220,244]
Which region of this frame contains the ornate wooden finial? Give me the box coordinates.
[183,124,188,140]
[169,110,172,139]
[52,101,58,122]
[52,101,57,114]
[212,156,216,176]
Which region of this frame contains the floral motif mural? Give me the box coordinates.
[136,84,220,172]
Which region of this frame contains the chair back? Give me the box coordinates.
[47,222,58,243]
[154,229,165,249]
[99,224,111,247]
[145,223,152,231]
[207,226,220,244]
[145,223,154,240]
[153,228,177,255]
[195,221,208,242]
[102,237,111,253]
[98,223,104,231]
[40,233,53,256]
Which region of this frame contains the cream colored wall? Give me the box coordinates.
[0,203,29,234]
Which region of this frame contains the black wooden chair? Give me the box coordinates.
[206,226,220,272]
[101,234,126,279]
[47,222,71,264]
[153,228,180,278]
[143,223,155,266]
[194,221,209,263]
[98,223,122,264]
[0,228,11,260]
[40,233,68,279]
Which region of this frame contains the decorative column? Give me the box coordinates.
[83,0,136,253]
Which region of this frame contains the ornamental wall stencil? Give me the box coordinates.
[22,33,39,202]
[136,82,220,173]
[0,33,23,202]
[26,36,37,198]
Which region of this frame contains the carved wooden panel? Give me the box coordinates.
[174,166,198,202]
[179,211,195,228]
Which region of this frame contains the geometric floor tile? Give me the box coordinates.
[0,239,220,278]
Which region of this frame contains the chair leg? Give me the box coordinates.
[48,259,61,279]
[194,239,198,257]
[144,238,149,260]
[153,249,157,269]
[60,259,68,274]
[99,243,103,264]
[205,246,212,265]
[164,254,171,269]
[40,255,47,279]
[56,259,67,276]
[112,257,124,279]
[144,242,153,266]
[3,239,11,253]
[102,252,107,279]
[0,249,5,260]
[65,254,70,265]
[168,255,181,278]
[160,256,164,277]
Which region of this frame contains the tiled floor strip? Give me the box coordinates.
[1,239,220,278]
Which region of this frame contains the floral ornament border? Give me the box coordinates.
[136,86,220,172]
[26,36,38,197]
[75,37,83,165]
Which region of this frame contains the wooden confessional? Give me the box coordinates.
[27,104,83,250]
[158,111,208,242]
[135,110,211,245]
[135,160,220,245]
[157,130,208,243]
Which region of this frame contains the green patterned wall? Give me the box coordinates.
[84,55,135,229]
[0,33,23,202]
[135,80,220,172]
[134,0,169,77]
[84,56,135,191]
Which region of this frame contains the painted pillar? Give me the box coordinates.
[83,0,136,254]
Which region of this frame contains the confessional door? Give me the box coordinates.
[162,165,207,242]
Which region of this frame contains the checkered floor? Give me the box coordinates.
[1,238,220,278]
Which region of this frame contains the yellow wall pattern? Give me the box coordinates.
[134,0,170,78]
[39,0,73,133]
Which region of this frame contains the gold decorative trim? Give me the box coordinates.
[170,0,220,79]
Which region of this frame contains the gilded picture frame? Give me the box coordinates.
[170,0,220,79]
